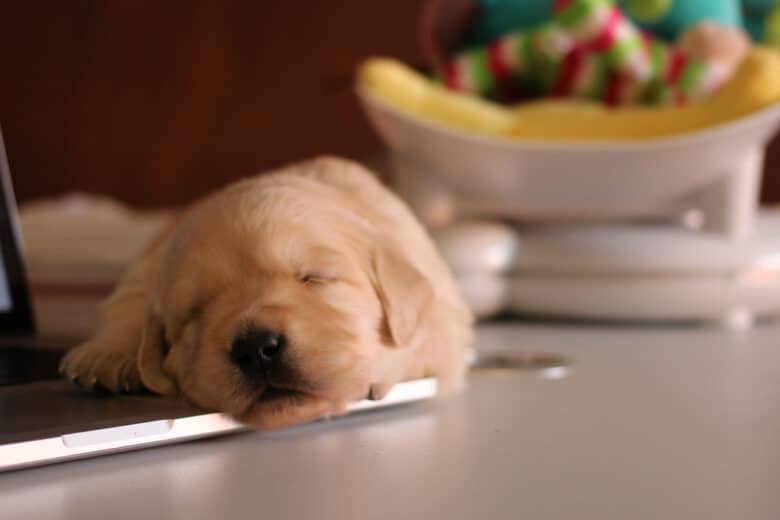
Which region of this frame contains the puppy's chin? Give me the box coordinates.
[234,385,346,430]
[233,380,349,419]
[231,384,280,417]
[205,368,367,429]
[176,338,371,424]
[220,378,331,423]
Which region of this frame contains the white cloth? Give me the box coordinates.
[19,193,173,283]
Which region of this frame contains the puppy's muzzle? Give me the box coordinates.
[231,329,286,381]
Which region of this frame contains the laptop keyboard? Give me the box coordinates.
[0,346,65,386]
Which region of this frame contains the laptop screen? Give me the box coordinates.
[0,126,36,335]
[0,253,14,312]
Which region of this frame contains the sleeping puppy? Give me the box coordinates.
[60,157,473,429]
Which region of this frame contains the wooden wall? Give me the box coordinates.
[1,1,779,207]
[0,1,423,208]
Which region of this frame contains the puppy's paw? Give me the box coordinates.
[59,341,144,393]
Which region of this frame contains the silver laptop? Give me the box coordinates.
[0,127,437,472]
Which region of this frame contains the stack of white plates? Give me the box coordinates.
[434,212,780,326]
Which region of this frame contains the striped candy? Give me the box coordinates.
[441,0,726,106]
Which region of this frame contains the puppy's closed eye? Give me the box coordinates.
[298,272,338,286]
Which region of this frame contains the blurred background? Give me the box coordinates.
[3,0,780,339]
[0,1,424,208]
[1,0,779,208]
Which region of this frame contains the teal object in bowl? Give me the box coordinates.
[460,0,749,48]
[743,0,776,41]
[629,0,743,40]
[462,0,553,47]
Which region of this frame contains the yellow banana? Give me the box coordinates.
[357,58,514,137]
[357,47,780,142]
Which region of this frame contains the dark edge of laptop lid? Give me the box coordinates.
[0,126,36,335]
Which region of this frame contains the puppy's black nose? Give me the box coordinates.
[231,329,286,377]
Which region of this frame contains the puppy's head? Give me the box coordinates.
[137,171,434,421]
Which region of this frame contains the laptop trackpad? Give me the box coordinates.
[0,380,207,445]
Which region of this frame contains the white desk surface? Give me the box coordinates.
[1,322,779,520]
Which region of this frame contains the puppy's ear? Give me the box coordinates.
[373,245,434,348]
[137,311,176,395]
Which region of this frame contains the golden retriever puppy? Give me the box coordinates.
[60,157,473,429]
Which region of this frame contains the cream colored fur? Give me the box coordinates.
[60,157,473,430]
